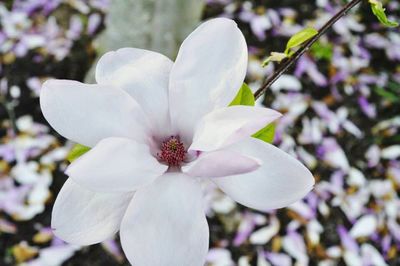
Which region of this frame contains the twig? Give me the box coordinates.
[0,97,19,136]
[254,0,363,100]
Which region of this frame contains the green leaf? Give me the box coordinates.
[252,123,276,144]
[67,144,91,162]
[262,52,288,67]
[284,28,318,54]
[261,27,317,67]
[370,1,398,27]
[229,83,255,106]
[229,84,276,143]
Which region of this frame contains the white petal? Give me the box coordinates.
[169,18,248,141]
[213,138,314,211]
[52,179,133,245]
[96,48,173,134]
[190,106,281,152]
[182,150,261,178]
[66,137,167,192]
[361,244,388,266]
[40,80,149,147]
[249,216,280,245]
[120,173,209,266]
[349,215,377,238]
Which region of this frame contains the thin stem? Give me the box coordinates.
[0,97,18,136]
[254,0,363,100]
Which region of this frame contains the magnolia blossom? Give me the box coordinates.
[40,18,314,266]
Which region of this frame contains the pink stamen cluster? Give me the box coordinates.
[158,136,186,166]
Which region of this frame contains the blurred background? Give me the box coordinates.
[0,0,399,265]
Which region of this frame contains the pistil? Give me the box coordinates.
[158,136,186,166]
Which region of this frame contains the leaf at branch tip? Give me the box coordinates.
[262,52,288,67]
[67,144,91,162]
[229,83,255,106]
[252,122,276,144]
[284,27,318,54]
[369,0,399,27]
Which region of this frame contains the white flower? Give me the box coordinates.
[40,18,314,266]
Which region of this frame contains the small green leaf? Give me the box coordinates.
[67,144,91,162]
[370,0,398,27]
[229,83,255,106]
[262,52,288,67]
[284,28,318,54]
[261,28,318,67]
[252,123,276,144]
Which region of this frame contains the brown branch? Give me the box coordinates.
[254,0,363,100]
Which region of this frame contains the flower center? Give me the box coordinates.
[158,136,186,166]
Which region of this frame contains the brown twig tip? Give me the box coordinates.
[253,0,363,100]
